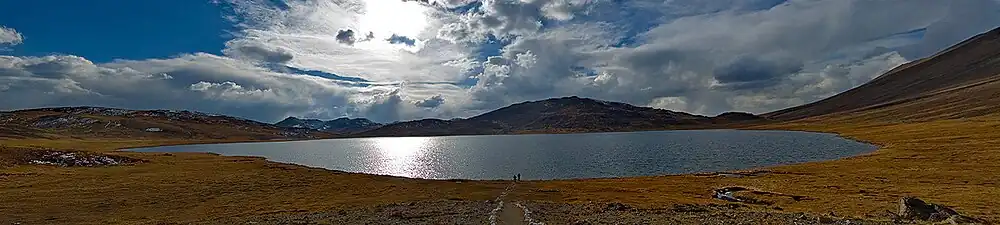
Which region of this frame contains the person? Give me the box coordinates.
[517,173,521,181]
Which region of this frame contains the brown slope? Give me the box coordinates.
[467,96,709,131]
[765,26,1000,121]
[0,107,332,140]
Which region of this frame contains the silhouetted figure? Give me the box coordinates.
[517,173,521,181]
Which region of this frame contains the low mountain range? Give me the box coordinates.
[274,117,382,134]
[355,96,761,137]
[0,107,330,140]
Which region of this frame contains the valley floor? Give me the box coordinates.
[2,118,999,224]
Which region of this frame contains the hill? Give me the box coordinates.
[765,26,1000,121]
[275,117,382,134]
[357,96,762,137]
[0,107,331,140]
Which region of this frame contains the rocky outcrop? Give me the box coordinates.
[0,147,143,167]
[898,197,980,224]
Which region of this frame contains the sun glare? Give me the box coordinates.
[375,136,429,158]
[358,0,429,40]
[370,136,431,177]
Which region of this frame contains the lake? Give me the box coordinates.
[133,130,877,180]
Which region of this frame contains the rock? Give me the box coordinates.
[944,215,981,225]
[713,186,748,202]
[898,197,975,223]
[898,197,936,220]
[817,216,836,224]
[931,204,960,220]
[604,202,631,211]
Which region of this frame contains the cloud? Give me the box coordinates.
[387,34,417,46]
[413,95,445,108]
[335,29,358,45]
[456,0,1000,115]
[222,40,294,63]
[0,26,23,47]
[712,56,804,90]
[3,0,1000,123]
[0,53,372,122]
[443,0,584,41]
[188,81,281,102]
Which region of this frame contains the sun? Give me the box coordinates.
[358,0,429,40]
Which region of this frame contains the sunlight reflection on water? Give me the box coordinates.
[135,130,877,180]
[368,137,431,177]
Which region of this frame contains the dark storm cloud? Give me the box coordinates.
[413,95,445,108]
[387,34,417,46]
[336,29,357,45]
[712,57,803,90]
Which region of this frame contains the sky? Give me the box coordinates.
[1,0,999,123]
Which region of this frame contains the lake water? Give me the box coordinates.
[134,130,876,180]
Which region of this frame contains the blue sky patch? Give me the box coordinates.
[0,1,234,63]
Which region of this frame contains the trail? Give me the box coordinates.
[487,181,544,225]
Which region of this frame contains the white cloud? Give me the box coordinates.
[456,0,1000,114]
[0,53,407,122]
[0,26,24,47]
[224,0,475,83]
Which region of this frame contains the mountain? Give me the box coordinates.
[712,112,763,122]
[275,117,327,130]
[357,96,761,137]
[0,107,331,140]
[765,27,1000,121]
[275,117,382,134]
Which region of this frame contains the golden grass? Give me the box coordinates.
[0,138,508,224]
[3,117,1000,223]
[516,117,1000,221]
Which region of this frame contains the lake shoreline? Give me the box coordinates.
[126,129,878,181]
[3,119,999,223]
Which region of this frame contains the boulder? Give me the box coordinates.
[898,197,978,223]
[898,197,936,220]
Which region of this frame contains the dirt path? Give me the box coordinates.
[489,181,533,225]
[497,201,526,225]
